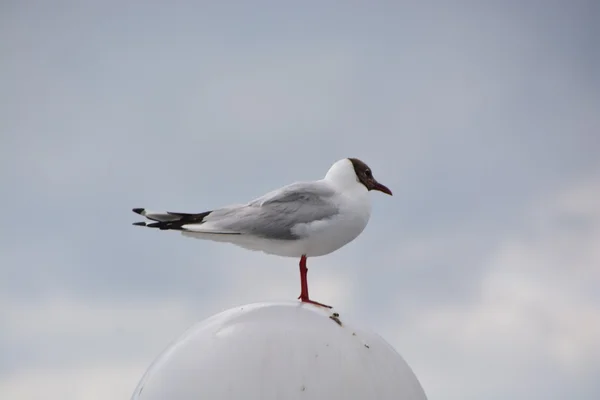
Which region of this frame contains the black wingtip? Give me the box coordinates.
[132,208,145,215]
[132,222,147,227]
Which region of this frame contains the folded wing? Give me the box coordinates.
[132,181,340,240]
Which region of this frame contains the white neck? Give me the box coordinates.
[324,159,362,191]
[324,158,372,220]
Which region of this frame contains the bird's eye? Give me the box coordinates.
[365,169,372,178]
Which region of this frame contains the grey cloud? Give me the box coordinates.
[1,1,599,399]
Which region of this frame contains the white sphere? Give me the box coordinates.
[131,302,427,400]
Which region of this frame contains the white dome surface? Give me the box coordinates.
[131,302,427,400]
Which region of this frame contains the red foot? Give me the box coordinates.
[298,295,332,309]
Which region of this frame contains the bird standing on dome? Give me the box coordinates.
[132,157,392,308]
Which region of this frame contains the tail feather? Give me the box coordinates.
[132,208,212,231]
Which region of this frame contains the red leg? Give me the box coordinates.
[298,255,309,300]
[297,255,332,309]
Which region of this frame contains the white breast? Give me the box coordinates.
[293,184,372,257]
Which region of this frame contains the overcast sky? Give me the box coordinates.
[1,1,599,399]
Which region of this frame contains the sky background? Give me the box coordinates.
[1,1,599,399]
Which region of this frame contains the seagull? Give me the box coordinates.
[132,157,392,308]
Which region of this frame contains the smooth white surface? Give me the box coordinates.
[131,302,428,400]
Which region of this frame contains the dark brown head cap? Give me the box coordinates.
[348,158,393,195]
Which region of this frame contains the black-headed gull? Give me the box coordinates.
[132,157,392,308]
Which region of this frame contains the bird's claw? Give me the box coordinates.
[298,297,333,309]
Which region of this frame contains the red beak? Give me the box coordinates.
[373,181,393,195]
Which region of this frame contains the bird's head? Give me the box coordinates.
[325,158,393,195]
[347,158,393,195]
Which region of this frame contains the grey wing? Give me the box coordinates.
[202,181,340,240]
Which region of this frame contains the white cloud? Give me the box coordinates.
[0,363,144,400]
[384,175,600,399]
[2,297,196,346]
[0,298,203,400]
